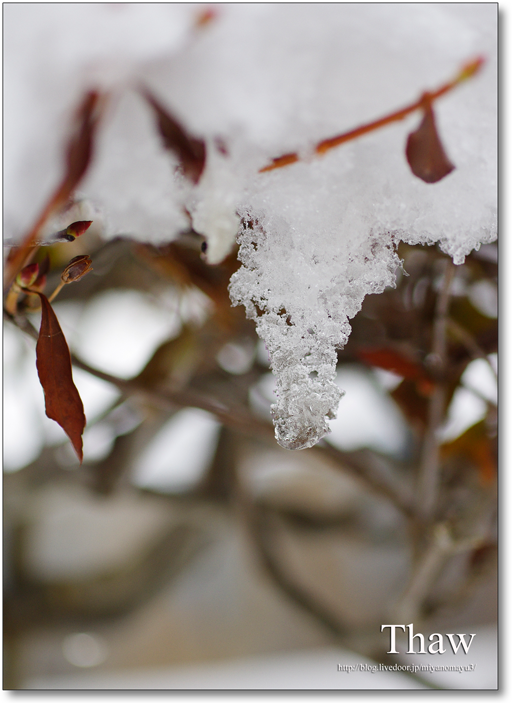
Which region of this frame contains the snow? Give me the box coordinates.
[4,4,497,450]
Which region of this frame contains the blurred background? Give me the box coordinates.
[4,223,497,689]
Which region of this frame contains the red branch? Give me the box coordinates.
[260,56,485,173]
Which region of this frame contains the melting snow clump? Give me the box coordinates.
[229,216,401,449]
[4,4,497,449]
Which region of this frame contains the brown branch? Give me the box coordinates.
[260,56,484,173]
[66,360,422,513]
[393,523,453,623]
[238,492,350,640]
[5,520,208,633]
[236,483,444,689]
[6,308,419,516]
[392,521,491,624]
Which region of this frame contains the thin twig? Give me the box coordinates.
[47,280,66,304]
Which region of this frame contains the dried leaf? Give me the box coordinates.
[406,95,455,183]
[35,293,85,462]
[61,255,93,284]
[142,89,206,184]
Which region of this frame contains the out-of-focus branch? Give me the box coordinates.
[424,541,497,622]
[317,443,415,518]
[69,352,419,513]
[5,309,421,514]
[3,309,39,341]
[237,491,350,640]
[4,520,208,633]
[237,487,440,689]
[416,259,456,521]
[391,521,490,624]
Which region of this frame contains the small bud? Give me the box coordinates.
[67,220,93,238]
[16,263,40,288]
[33,255,50,292]
[32,274,48,293]
[195,7,217,28]
[61,255,93,284]
[55,220,93,242]
[457,56,485,84]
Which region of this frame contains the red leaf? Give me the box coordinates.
[142,89,206,184]
[358,347,424,381]
[405,95,455,183]
[35,293,85,462]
